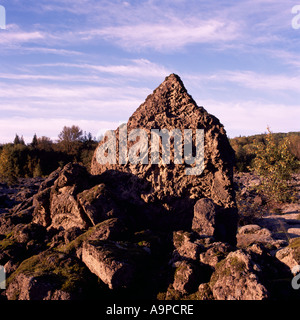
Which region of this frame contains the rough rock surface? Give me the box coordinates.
[172,260,199,294]
[81,240,148,290]
[5,250,91,300]
[199,241,231,268]
[6,273,72,300]
[276,238,300,273]
[192,198,217,237]
[210,249,269,300]
[77,184,121,226]
[237,224,282,249]
[91,74,238,244]
[172,231,202,261]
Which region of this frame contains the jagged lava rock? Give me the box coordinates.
[91,74,237,243]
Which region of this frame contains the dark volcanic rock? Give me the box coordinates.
[32,163,92,231]
[210,249,270,300]
[77,184,122,226]
[6,250,92,300]
[172,260,200,294]
[192,198,217,237]
[81,239,149,290]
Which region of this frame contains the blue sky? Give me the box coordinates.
[0,0,299,143]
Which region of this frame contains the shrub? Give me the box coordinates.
[252,128,299,203]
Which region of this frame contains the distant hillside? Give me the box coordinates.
[230,131,300,172]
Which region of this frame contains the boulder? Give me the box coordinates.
[11,223,45,244]
[77,184,121,226]
[6,273,73,300]
[192,198,216,237]
[49,190,88,230]
[276,238,300,273]
[84,218,127,241]
[91,74,238,243]
[81,240,149,290]
[210,249,269,300]
[38,167,62,192]
[172,260,199,294]
[199,241,231,268]
[32,187,52,227]
[53,162,90,192]
[32,163,94,231]
[6,273,55,300]
[237,224,287,249]
[172,231,202,261]
[6,251,91,300]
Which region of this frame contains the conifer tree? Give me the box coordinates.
[31,133,38,148]
[13,134,20,145]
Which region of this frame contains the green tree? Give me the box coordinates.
[0,146,18,184]
[33,160,43,177]
[19,136,25,145]
[37,136,53,151]
[13,134,25,146]
[31,133,38,148]
[58,125,83,154]
[13,134,20,145]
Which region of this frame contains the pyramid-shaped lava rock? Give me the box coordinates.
[91,74,238,245]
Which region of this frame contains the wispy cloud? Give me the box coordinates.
[185,70,300,92]
[199,98,300,137]
[0,80,151,121]
[217,71,300,91]
[0,117,121,143]
[2,1,291,52]
[0,24,45,45]
[22,47,83,56]
[78,19,239,51]
[31,59,171,79]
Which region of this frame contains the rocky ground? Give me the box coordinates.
[0,166,299,300]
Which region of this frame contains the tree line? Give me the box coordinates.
[0,125,98,184]
[1,125,299,191]
[230,130,300,173]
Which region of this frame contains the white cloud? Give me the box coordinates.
[22,47,83,56]
[218,71,300,91]
[0,80,151,126]
[32,59,171,79]
[87,59,171,78]
[0,117,120,144]
[197,99,300,138]
[0,72,104,82]
[0,24,45,45]
[265,49,300,69]
[185,70,300,92]
[79,19,239,51]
